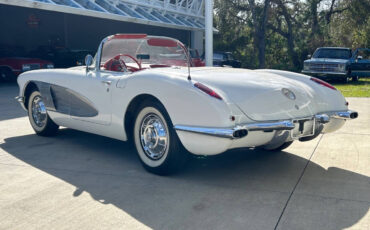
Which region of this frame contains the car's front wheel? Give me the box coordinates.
[133,101,187,175]
[28,91,59,136]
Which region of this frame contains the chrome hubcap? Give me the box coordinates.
[140,113,168,160]
[31,95,47,127]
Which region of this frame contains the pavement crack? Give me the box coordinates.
[273,135,323,230]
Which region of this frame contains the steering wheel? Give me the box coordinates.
[112,54,142,72]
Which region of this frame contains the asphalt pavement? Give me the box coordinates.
[0,82,369,230]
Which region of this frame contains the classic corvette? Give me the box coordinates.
[16,34,358,175]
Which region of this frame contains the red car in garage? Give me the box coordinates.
[0,57,54,82]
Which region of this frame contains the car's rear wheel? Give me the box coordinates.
[133,101,187,175]
[28,91,59,136]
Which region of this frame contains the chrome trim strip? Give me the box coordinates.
[15,96,27,111]
[174,125,235,139]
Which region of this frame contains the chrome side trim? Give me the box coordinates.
[15,96,27,111]
[174,125,235,139]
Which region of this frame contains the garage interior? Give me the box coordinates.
[0,0,205,66]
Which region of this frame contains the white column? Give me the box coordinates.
[204,0,213,66]
[191,31,204,56]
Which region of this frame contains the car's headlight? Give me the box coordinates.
[22,64,31,71]
[338,64,346,72]
[46,64,54,69]
[303,63,310,71]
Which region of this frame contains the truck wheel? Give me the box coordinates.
[133,101,187,175]
[352,76,359,82]
[28,91,59,136]
[343,69,351,83]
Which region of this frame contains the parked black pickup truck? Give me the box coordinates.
[302,47,370,82]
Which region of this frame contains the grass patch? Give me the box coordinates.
[331,78,370,97]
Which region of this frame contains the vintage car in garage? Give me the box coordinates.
[0,44,54,82]
[16,34,358,175]
[302,47,370,82]
[0,57,54,82]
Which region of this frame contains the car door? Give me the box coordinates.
[351,48,370,77]
[67,69,116,125]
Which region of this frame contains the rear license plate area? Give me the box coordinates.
[291,118,315,139]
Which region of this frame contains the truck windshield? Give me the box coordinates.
[313,49,352,59]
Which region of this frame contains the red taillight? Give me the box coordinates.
[194,82,222,100]
[310,77,336,90]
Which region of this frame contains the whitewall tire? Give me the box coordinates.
[133,101,187,175]
[28,91,59,136]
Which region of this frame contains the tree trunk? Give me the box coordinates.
[257,0,270,68]
[248,0,270,68]
[275,0,301,69]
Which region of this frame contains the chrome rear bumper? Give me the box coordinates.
[174,110,358,139]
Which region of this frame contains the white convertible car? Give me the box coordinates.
[16,34,358,174]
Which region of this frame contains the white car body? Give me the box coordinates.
[16,35,358,157]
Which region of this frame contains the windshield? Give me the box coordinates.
[313,48,352,59]
[100,35,188,71]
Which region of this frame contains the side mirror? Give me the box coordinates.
[357,55,363,60]
[85,54,94,72]
[307,54,312,59]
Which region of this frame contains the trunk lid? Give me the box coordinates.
[190,68,315,121]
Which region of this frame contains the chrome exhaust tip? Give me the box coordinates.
[233,129,248,138]
[350,111,358,119]
[333,110,359,120]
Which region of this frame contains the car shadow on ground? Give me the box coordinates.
[1,128,369,229]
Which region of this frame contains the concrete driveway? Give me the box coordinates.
[0,83,369,230]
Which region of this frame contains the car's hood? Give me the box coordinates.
[188,68,317,121]
[304,58,349,64]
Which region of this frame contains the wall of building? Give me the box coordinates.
[0,4,191,54]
